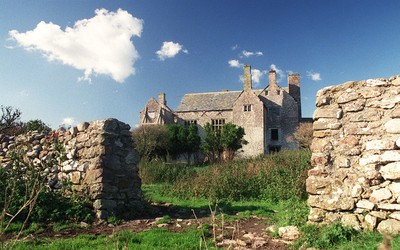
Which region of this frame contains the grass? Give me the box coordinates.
[12,228,212,250]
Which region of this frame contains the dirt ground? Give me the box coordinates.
[20,202,291,250]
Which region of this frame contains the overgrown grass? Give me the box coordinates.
[161,150,311,201]
[12,228,212,250]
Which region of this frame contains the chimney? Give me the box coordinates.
[288,73,301,119]
[269,70,277,87]
[158,92,166,106]
[243,65,252,91]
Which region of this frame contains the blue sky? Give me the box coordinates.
[1,0,400,129]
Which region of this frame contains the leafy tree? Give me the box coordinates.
[202,123,222,163]
[166,123,201,162]
[293,122,313,149]
[131,125,169,160]
[24,119,51,133]
[0,105,23,135]
[202,122,246,162]
[220,123,246,161]
[186,124,201,162]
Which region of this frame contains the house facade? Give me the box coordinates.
[139,65,301,157]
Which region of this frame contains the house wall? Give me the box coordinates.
[232,91,265,156]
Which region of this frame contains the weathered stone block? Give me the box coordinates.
[356,199,375,210]
[369,188,392,203]
[365,140,395,151]
[385,119,400,134]
[377,219,400,235]
[308,207,326,222]
[342,99,365,112]
[313,107,343,119]
[377,204,400,211]
[380,162,400,180]
[313,119,341,130]
[306,176,332,195]
[341,214,361,230]
[337,91,359,104]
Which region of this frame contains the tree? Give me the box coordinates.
[186,124,201,162]
[166,123,201,162]
[293,122,313,149]
[0,106,23,135]
[220,123,246,161]
[24,119,51,133]
[131,125,169,160]
[202,122,246,162]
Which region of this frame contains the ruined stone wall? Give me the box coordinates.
[0,118,141,219]
[307,76,400,235]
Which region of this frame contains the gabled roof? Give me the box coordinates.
[175,89,268,112]
[175,91,243,112]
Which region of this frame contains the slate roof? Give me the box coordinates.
[175,91,242,112]
[175,89,266,112]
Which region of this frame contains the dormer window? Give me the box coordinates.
[265,90,269,96]
[244,104,252,112]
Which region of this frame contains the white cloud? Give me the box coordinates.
[239,68,267,87]
[307,71,322,81]
[156,41,188,61]
[241,50,263,58]
[19,89,29,97]
[62,117,75,127]
[228,59,242,68]
[9,8,143,83]
[251,69,267,86]
[231,44,239,50]
[270,64,285,83]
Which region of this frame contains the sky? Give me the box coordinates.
[1,0,400,129]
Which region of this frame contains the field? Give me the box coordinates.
[2,150,400,249]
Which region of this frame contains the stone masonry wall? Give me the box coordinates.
[307,75,400,235]
[0,118,141,219]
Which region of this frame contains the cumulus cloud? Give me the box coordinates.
[8,8,143,83]
[251,69,267,86]
[228,59,242,68]
[62,117,76,127]
[241,50,263,58]
[239,68,267,87]
[270,64,285,83]
[231,44,239,50]
[307,71,322,81]
[156,41,188,61]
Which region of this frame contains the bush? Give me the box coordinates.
[139,159,197,185]
[165,150,312,202]
[293,122,313,149]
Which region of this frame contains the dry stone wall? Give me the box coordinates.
[0,118,141,219]
[307,75,400,235]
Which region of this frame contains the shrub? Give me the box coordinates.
[165,150,312,202]
[139,159,197,184]
[293,122,313,149]
[132,125,169,160]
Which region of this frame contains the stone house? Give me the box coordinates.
[139,65,302,157]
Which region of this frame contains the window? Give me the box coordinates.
[265,90,269,96]
[244,104,252,112]
[271,129,279,141]
[211,119,225,131]
[184,120,197,127]
[269,146,281,153]
[277,90,281,95]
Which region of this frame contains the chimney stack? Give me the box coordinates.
[158,92,166,106]
[269,70,277,87]
[243,65,252,91]
[288,74,301,119]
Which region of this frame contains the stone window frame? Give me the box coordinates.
[184,120,197,127]
[244,104,252,112]
[211,119,225,131]
[277,90,281,95]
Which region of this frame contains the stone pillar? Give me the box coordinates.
[269,70,277,87]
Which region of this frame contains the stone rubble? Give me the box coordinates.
[0,118,141,219]
[307,75,400,235]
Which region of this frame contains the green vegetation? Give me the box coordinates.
[164,150,311,201]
